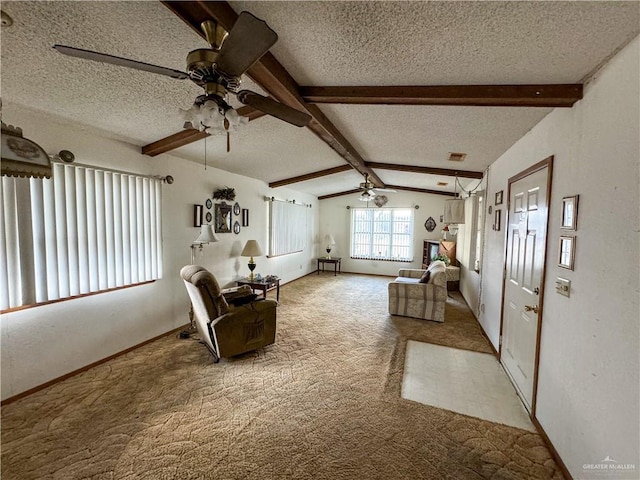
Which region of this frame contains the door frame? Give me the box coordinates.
[498,155,554,417]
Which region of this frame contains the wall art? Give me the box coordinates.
[561,195,579,230]
[193,204,203,227]
[558,235,576,270]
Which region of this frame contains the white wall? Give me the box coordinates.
[319,190,447,276]
[1,103,318,400]
[473,37,639,477]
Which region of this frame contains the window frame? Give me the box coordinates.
[349,207,414,262]
[1,163,163,312]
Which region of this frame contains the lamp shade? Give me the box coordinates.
[1,122,52,179]
[194,224,219,244]
[443,198,465,224]
[324,234,336,245]
[241,240,264,257]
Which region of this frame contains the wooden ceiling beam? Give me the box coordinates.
[141,106,264,157]
[159,1,384,187]
[269,165,352,188]
[365,161,484,179]
[300,85,583,107]
[317,189,362,200]
[317,186,455,200]
[386,186,456,197]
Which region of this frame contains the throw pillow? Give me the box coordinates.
[419,270,431,284]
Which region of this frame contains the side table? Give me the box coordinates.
[445,266,460,291]
[317,257,342,276]
[236,278,280,301]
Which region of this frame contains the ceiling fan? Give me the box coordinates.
[357,173,396,202]
[53,11,312,134]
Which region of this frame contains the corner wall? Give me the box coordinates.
[475,37,639,477]
[1,104,319,400]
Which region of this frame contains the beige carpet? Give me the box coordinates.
[1,274,563,479]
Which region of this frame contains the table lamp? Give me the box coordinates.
[324,234,336,259]
[241,239,264,281]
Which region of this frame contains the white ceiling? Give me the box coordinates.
[1,1,638,199]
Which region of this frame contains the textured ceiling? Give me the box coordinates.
[1,1,638,197]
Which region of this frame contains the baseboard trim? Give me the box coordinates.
[1,324,189,406]
[531,416,573,480]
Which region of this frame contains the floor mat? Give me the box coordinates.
[402,340,535,432]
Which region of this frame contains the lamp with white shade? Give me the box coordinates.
[443,175,466,237]
[190,224,220,263]
[324,234,336,259]
[241,240,264,281]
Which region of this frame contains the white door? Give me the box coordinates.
[501,165,550,412]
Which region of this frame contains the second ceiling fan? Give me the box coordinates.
[54,11,312,135]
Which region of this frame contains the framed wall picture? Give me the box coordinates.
[241,208,249,227]
[561,195,579,230]
[233,202,241,215]
[215,202,232,233]
[193,204,203,227]
[558,235,576,270]
[495,190,503,205]
[493,209,501,231]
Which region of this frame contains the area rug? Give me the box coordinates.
[402,340,535,432]
[1,274,563,479]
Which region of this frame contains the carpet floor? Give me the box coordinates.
[1,274,563,479]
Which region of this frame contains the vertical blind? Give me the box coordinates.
[268,200,307,257]
[350,207,414,261]
[0,163,163,310]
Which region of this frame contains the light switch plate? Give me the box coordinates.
[556,277,571,297]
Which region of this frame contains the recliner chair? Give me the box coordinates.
[180,265,277,362]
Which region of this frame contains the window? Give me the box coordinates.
[350,208,413,261]
[1,163,163,311]
[268,199,307,257]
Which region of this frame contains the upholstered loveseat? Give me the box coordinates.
[388,260,447,322]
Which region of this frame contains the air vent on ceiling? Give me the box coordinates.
[437,181,449,187]
[448,152,467,162]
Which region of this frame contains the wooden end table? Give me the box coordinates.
[317,257,342,276]
[236,278,280,301]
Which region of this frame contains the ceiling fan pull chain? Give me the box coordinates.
[227,132,230,153]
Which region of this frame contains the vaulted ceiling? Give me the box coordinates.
[1,1,638,199]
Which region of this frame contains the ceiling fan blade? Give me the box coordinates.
[53,45,189,80]
[237,90,311,127]
[374,188,397,193]
[216,11,278,77]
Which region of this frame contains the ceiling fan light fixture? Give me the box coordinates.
[358,191,373,202]
[181,96,248,135]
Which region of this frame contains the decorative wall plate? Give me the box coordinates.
[233,202,241,215]
[205,198,212,209]
[374,195,388,207]
[424,216,436,232]
[205,211,212,223]
[233,221,241,234]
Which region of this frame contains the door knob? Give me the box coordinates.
[524,305,539,313]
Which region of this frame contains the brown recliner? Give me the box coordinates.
[180,265,277,362]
